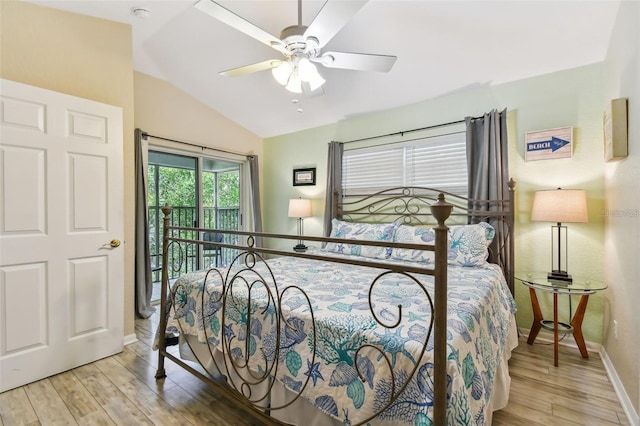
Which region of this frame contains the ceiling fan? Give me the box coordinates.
[194,0,397,94]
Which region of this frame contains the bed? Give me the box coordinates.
[154,183,517,425]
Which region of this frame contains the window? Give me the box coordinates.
[342,132,468,196]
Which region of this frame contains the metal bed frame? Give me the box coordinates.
[154,181,515,426]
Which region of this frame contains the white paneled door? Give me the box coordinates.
[0,79,124,392]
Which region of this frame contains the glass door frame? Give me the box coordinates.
[148,143,244,283]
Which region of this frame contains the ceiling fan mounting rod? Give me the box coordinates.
[297,0,302,26]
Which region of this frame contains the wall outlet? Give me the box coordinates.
[613,320,618,340]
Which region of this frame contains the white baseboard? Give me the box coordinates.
[123,333,138,346]
[600,347,640,426]
[518,327,639,426]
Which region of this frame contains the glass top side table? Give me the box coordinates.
[515,272,607,367]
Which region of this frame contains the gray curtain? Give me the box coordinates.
[248,155,263,247]
[134,129,155,318]
[465,109,512,293]
[323,141,344,237]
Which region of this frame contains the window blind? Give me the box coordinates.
[342,132,468,195]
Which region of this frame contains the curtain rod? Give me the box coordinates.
[339,115,484,145]
[141,131,251,158]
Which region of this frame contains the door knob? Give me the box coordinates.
[108,239,121,248]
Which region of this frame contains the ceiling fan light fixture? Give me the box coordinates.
[285,73,303,93]
[272,61,293,86]
[298,58,325,91]
[272,57,325,93]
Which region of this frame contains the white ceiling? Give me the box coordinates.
[28,0,621,138]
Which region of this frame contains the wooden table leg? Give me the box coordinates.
[571,294,590,358]
[553,292,559,367]
[527,287,543,344]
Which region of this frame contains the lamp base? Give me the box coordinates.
[293,244,308,253]
[547,270,573,283]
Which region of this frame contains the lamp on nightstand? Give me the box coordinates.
[288,198,312,252]
[531,188,588,283]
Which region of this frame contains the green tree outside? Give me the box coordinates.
[218,170,240,207]
[149,167,239,209]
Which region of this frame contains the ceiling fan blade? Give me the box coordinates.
[316,51,397,72]
[220,60,282,77]
[195,0,285,51]
[304,1,368,48]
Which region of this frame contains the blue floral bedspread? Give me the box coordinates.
[156,251,516,425]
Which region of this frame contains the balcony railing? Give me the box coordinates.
[148,206,240,284]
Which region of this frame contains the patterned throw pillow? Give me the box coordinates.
[448,222,495,266]
[390,222,495,267]
[391,224,438,264]
[325,219,398,259]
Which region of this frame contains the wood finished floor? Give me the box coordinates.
[0,310,629,425]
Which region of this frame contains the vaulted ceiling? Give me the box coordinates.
[29,0,621,138]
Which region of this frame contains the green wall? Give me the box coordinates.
[264,63,606,344]
[602,0,640,417]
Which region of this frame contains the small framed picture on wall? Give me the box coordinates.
[293,168,316,186]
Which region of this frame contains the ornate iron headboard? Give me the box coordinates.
[334,179,516,294]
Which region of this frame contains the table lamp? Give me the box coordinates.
[288,198,312,252]
[531,188,587,283]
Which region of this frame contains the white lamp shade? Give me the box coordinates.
[285,72,303,93]
[298,58,325,91]
[531,189,588,223]
[288,198,312,218]
[272,57,326,93]
[271,61,292,86]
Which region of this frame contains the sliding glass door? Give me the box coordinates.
[202,157,241,266]
[148,150,241,291]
